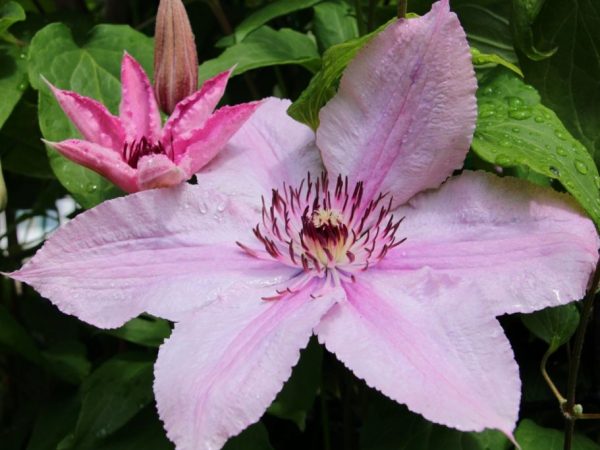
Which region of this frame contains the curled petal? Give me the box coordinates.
[46,81,125,150]
[174,101,262,174]
[317,0,477,207]
[119,53,162,142]
[45,139,137,193]
[378,171,599,316]
[8,184,296,328]
[155,280,341,450]
[162,69,232,146]
[200,98,322,208]
[136,153,188,190]
[317,274,520,436]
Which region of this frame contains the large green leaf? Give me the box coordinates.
[268,338,322,430]
[312,0,359,51]
[104,315,171,348]
[199,26,320,83]
[519,0,600,166]
[28,23,153,208]
[521,303,580,352]
[63,354,154,449]
[515,419,600,450]
[288,21,387,130]
[227,0,322,45]
[0,1,25,36]
[0,44,28,130]
[511,0,555,60]
[360,394,510,450]
[26,396,80,450]
[472,68,600,226]
[42,340,91,384]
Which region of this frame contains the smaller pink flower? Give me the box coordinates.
[44,53,260,192]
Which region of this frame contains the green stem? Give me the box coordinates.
[354,0,366,36]
[563,252,600,450]
[367,0,378,32]
[397,0,407,18]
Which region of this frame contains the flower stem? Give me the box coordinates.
[541,346,566,405]
[397,0,407,18]
[367,0,378,32]
[563,252,600,450]
[354,0,366,35]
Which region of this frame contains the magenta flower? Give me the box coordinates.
[44,53,260,192]
[8,1,598,448]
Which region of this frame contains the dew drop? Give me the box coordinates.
[199,201,208,214]
[508,108,532,120]
[512,127,521,133]
[500,139,511,147]
[594,176,600,189]
[554,129,567,140]
[480,109,495,118]
[507,96,524,108]
[574,160,589,174]
[549,166,560,177]
[87,184,98,193]
[482,86,494,96]
[534,116,544,123]
[19,53,26,60]
[556,147,567,156]
[495,154,512,165]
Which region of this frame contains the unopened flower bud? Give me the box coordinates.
[154,0,198,114]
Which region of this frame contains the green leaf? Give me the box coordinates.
[0,159,6,211]
[360,393,511,450]
[268,337,322,430]
[471,47,522,76]
[0,303,43,364]
[199,26,320,83]
[472,68,600,227]
[65,354,154,449]
[27,395,80,450]
[0,1,25,36]
[511,0,556,61]
[28,23,153,208]
[104,315,172,348]
[42,340,91,384]
[223,423,274,450]
[518,0,600,167]
[288,20,388,130]
[521,304,580,353]
[0,44,28,130]
[218,0,322,47]
[515,419,600,450]
[313,0,359,52]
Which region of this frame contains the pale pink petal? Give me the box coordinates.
[119,53,162,142]
[155,279,341,450]
[316,273,519,436]
[136,153,188,190]
[317,0,476,207]
[8,184,296,328]
[46,82,125,150]
[173,102,261,174]
[377,171,599,316]
[161,69,232,145]
[46,139,137,193]
[199,97,322,209]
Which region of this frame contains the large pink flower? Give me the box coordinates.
[44,53,260,192]
[8,1,599,449]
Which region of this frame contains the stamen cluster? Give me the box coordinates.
[238,173,406,279]
[123,137,173,168]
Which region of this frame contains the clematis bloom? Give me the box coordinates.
[44,53,259,192]
[8,1,599,449]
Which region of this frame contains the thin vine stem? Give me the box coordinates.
[397,0,407,18]
[563,252,600,450]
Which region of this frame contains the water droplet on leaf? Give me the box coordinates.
[574,160,589,174]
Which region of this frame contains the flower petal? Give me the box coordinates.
[8,184,296,328]
[136,153,188,190]
[155,279,340,450]
[378,171,599,315]
[119,53,162,142]
[46,81,125,150]
[46,139,137,193]
[199,97,322,208]
[174,101,262,174]
[317,0,476,207]
[161,69,232,146]
[316,273,519,436]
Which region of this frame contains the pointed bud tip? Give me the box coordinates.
[154,0,199,114]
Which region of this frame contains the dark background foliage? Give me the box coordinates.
[1,0,600,449]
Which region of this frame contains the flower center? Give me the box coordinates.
[122,137,172,168]
[237,172,406,279]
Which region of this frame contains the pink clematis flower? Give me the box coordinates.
[44,53,260,192]
[8,1,599,448]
